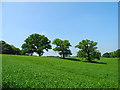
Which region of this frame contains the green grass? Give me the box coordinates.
[2,54,118,88]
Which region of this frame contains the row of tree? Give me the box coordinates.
[21,34,102,62]
[0,33,119,62]
[102,49,120,58]
[21,34,73,59]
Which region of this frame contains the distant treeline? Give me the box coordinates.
[102,49,120,58]
[0,41,21,55]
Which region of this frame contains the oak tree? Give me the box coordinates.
[75,39,101,62]
[22,33,51,56]
[52,38,72,58]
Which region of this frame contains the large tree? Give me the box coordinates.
[75,39,101,62]
[21,33,51,56]
[52,38,72,59]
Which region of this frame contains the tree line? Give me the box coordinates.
[102,49,120,58]
[0,33,119,62]
[0,40,21,55]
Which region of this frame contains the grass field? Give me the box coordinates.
[2,54,118,88]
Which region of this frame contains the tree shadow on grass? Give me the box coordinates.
[59,57,107,64]
[61,57,80,62]
[82,61,107,64]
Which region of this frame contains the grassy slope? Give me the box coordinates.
[2,54,118,88]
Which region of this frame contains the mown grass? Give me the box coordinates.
[2,54,118,88]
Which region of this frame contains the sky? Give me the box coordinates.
[2,2,118,56]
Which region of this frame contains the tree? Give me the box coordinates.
[11,45,21,55]
[91,50,101,60]
[0,40,13,54]
[75,39,100,62]
[21,33,52,56]
[102,52,110,58]
[114,49,120,58]
[77,50,86,58]
[109,52,115,58]
[102,49,120,58]
[0,40,21,55]
[20,49,26,55]
[52,38,72,59]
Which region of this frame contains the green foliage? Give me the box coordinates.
[77,50,86,58]
[0,41,20,55]
[21,33,52,56]
[20,50,26,55]
[102,52,110,58]
[0,41,12,54]
[102,49,120,58]
[90,50,101,60]
[109,52,115,58]
[11,45,21,55]
[75,39,101,62]
[114,49,120,58]
[52,38,72,58]
[2,54,118,88]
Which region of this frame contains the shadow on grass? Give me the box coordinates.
[60,57,107,64]
[82,61,107,64]
[60,57,80,62]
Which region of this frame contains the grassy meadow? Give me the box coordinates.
[2,54,118,88]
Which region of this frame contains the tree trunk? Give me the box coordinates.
[38,53,41,56]
[87,51,91,62]
[88,58,91,62]
[62,54,65,59]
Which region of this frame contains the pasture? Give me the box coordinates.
[2,54,118,88]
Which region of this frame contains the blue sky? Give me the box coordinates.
[2,2,118,56]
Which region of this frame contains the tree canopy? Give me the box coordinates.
[115,49,120,58]
[75,39,101,62]
[102,52,110,58]
[102,49,120,58]
[21,33,52,56]
[0,41,12,54]
[0,40,21,55]
[52,38,72,58]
